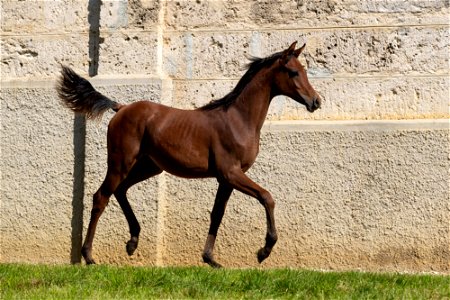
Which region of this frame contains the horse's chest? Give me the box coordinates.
[236,139,260,171]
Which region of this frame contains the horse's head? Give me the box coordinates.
[274,41,322,112]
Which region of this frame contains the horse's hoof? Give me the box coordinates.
[82,254,96,265]
[209,260,223,269]
[202,253,223,268]
[257,248,270,263]
[81,248,96,265]
[126,237,139,256]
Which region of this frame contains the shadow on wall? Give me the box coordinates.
[70,0,102,264]
[70,115,86,264]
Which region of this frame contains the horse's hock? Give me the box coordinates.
[1,1,448,273]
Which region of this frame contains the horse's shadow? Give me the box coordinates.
[70,0,101,264]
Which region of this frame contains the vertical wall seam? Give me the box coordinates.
[156,0,165,79]
[155,0,168,267]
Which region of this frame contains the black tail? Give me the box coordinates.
[57,66,122,120]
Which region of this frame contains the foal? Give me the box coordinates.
[58,41,321,267]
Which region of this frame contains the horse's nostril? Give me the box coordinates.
[314,97,321,109]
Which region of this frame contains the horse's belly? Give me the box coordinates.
[164,165,214,179]
[153,157,214,179]
[148,145,214,179]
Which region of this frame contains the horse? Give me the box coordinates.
[57,41,322,268]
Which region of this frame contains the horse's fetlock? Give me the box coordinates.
[130,225,141,237]
[81,246,88,257]
[81,246,96,264]
[202,251,212,263]
[202,252,223,268]
[266,232,278,246]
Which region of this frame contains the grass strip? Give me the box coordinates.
[1,264,448,299]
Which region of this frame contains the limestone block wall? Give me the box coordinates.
[1,0,449,272]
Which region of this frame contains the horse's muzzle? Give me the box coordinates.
[307,96,322,112]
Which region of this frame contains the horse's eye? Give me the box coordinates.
[288,69,299,78]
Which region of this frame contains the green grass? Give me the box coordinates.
[1,264,448,299]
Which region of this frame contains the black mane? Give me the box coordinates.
[198,51,283,111]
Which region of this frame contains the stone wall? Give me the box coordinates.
[1,0,449,272]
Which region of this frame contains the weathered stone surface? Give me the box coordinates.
[163,26,449,80]
[164,0,449,30]
[97,31,159,75]
[101,0,160,30]
[260,27,449,76]
[1,34,89,79]
[1,0,89,33]
[1,85,75,263]
[163,31,252,79]
[100,0,130,30]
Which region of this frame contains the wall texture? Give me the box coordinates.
[1,0,449,273]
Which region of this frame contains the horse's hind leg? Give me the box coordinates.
[81,170,122,265]
[81,151,136,265]
[114,156,162,257]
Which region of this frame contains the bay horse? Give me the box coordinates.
[58,41,322,268]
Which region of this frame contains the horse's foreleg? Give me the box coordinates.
[202,183,233,268]
[222,168,278,264]
[114,157,162,257]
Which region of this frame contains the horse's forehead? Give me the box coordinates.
[286,56,303,69]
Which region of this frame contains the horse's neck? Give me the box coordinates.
[228,68,275,133]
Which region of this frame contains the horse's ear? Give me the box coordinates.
[286,41,297,53]
[281,41,298,64]
[293,43,306,57]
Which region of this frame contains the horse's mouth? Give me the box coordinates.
[306,105,316,113]
[306,96,321,112]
